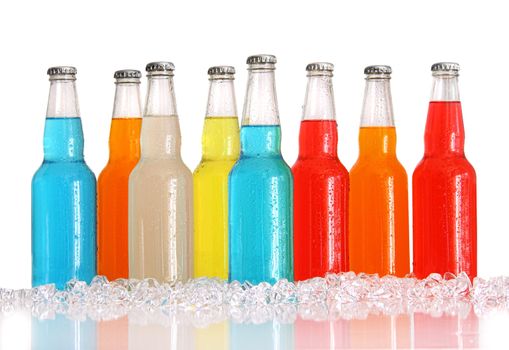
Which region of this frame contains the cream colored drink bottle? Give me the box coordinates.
[128,62,193,282]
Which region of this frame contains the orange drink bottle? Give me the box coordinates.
[349,65,409,277]
[97,70,142,280]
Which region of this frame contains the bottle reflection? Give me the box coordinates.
[295,317,350,349]
[196,320,229,349]
[414,308,479,348]
[349,314,411,349]
[31,315,97,350]
[127,312,195,350]
[98,316,128,350]
[230,320,294,350]
[26,308,481,349]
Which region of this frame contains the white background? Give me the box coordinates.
[0,0,507,289]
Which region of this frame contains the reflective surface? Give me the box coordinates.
[1,309,508,349]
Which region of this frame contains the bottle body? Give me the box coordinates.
[349,126,409,276]
[32,117,97,288]
[229,125,293,284]
[129,115,193,282]
[413,101,477,278]
[98,117,141,280]
[293,122,349,281]
[194,116,239,279]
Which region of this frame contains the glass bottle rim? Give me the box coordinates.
[115,77,141,84]
[49,74,76,81]
[432,70,459,77]
[247,63,276,71]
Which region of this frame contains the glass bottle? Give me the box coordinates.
[228,54,293,284]
[32,66,97,289]
[349,65,410,277]
[97,70,142,281]
[292,62,349,281]
[128,62,193,282]
[193,66,240,279]
[413,62,477,279]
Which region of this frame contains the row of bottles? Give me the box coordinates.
[31,56,476,290]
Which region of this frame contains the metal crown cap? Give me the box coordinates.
[306,62,334,72]
[364,65,392,75]
[47,66,77,76]
[246,54,277,65]
[145,61,175,73]
[114,69,141,79]
[208,66,235,75]
[431,62,460,72]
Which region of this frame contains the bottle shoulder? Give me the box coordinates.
[100,159,139,173]
[33,161,96,184]
[130,159,192,180]
[293,157,347,171]
[193,159,237,176]
[350,157,407,177]
[230,156,292,177]
[36,159,95,173]
[99,162,137,184]
[413,156,476,177]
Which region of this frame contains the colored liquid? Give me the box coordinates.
[97,117,141,281]
[32,315,96,350]
[292,120,349,281]
[230,321,294,350]
[196,321,229,350]
[194,117,239,279]
[32,117,96,289]
[413,101,477,279]
[349,126,409,277]
[128,115,193,282]
[228,125,293,284]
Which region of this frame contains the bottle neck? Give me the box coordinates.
[299,73,338,158]
[360,77,394,127]
[358,77,396,157]
[113,81,142,118]
[430,73,460,101]
[44,78,84,161]
[141,75,181,159]
[202,78,239,160]
[144,75,178,117]
[46,78,80,118]
[425,74,464,156]
[303,73,335,121]
[206,78,237,117]
[109,81,142,161]
[242,68,280,126]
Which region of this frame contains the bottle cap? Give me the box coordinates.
[207,66,235,75]
[364,65,392,75]
[306,62,334,74]
[145,62,175,75]
[246,54,277,65]
[114,69,141,79]
[47,66,77,76]
[431,62,460,73]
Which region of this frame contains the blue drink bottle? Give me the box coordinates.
[32,66,97,289]
[228,55,293,284]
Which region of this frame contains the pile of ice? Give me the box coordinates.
[1,272,508,324]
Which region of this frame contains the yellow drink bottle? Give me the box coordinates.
[193,66,239,279]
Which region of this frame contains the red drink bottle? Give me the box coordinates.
[292,62,349,281]
[413,62,477,279]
